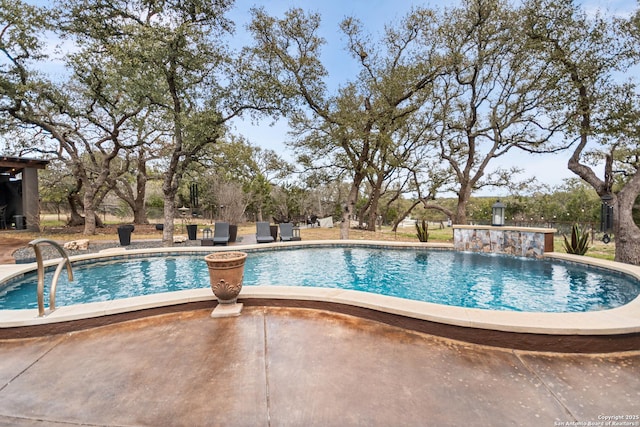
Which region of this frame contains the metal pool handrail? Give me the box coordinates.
[28,239,74,317]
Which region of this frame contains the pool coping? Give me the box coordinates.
[1,240,639,352]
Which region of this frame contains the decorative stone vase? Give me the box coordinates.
[204,252,247,317]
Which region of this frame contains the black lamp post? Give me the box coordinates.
[492,200,506,226]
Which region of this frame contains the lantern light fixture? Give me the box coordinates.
[492,200,506,226]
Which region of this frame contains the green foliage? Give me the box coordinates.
[0,0,52,67]
[415,219,429,242]
[146,194,164,209]
[38,161,75,208]
[144,194,164,219]
[563,224,590,255]
[113,201,132,220]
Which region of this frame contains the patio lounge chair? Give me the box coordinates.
[256,221,274,243]
[279,222,294,241]
[213,222,230,245]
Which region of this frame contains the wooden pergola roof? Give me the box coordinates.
[0,156,49,176]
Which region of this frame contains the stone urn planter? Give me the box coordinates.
[204,251,247,317]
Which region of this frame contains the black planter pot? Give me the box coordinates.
[117,224,135,246]
[186,224,198,240]
[229,224,238,243]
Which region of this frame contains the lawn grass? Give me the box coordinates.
[555,236,616,261]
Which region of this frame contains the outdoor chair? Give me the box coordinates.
[256,221,274,243]
[279,222,294,242]
[213,222,230,245]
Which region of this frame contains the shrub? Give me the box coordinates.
[563,224,590,255]
[416,219,429,242]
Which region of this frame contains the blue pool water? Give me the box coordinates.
[1,248,639,312]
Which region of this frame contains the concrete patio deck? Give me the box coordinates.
[1,306,639,426]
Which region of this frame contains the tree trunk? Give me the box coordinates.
[366,187,380,232]
[162,194,176,247]
[133,207,148,225]
[83,208,97,235]
[67,180,85,226]
[454,202,467,225]
[340,211,350,239]
[340,181,361,239]
[566,114,640,264]
[132,155,149,224]
[131,165,149,224]
[613,177,640,265]
[161,167,179,247]
[82,190,98,235]
[67,196,85,226]
[66,192,103,229]
[454,185,472,224]
[614,211,640,265]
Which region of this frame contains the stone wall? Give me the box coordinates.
[453,226,556,258]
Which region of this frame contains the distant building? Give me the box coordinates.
[0,156,49,231]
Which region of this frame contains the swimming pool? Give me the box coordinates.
[2,247,638,313]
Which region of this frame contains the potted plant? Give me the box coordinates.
[204,251,247,317]
[228,223,238,243]
[186,219,198,241]
[117,224,135,246]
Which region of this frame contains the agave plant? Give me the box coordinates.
[563,224,590,255]
[415,219,429,242]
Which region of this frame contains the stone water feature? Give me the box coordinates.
[453,225,556,258]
